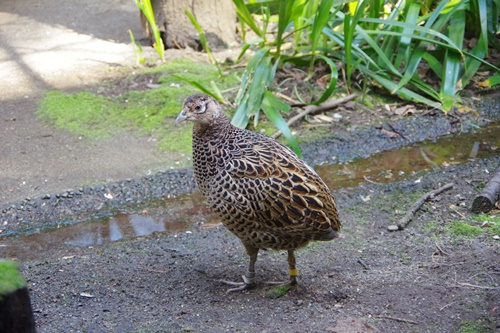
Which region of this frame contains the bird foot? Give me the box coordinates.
[264,280,297,287]
[263,276,305,293]
[218,271,256,294]
[264,274,298,286]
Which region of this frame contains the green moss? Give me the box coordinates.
[37,58,240,154]
[422,221,437,233]
[456,319,491,333]
[0,260,27,299]
[264,284,292,298]
[473,214,500,236]
[447,221,483,237]
[157,126,193,153]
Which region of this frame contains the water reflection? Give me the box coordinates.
[317,124,499,190]
[63,214,168,247]
[0,194,218,261]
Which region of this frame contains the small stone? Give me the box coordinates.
[387,225,399,231]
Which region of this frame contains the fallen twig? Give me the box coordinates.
[373,315,418,325]
[387,183,453,231]
[434,240,450,256]
[388,183,454,231]
[439,301,457,311]
[357,259,370,270]
[472,167,500,213]
[456,282,500,290]
[363,176,381,185]
[272,93,358,139]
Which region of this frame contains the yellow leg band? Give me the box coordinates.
[289,268,299,277]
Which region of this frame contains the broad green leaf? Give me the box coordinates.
[440,9,465,111]
[422,52,443,80]
[261,91,301,156]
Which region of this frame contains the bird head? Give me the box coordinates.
[175,94,222,126]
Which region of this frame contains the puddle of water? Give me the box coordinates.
[0,192,219,261]
[317,124,500,190]
[1,124,498,260]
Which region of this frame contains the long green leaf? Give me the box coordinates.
[185,9,222,76]
[422,52,443,80]
[440,9,465,111]
[135,0,164,61]
[393,3,420,71]
[312,55,338,105]
[171,75,226,103]
[364,70,442,109]
[462,0,490,86]
[392,0,463,93]
[233,0,263,37]
[308,0,335,71]
[261,91,301,156]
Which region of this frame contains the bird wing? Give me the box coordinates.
[210,131,340,237]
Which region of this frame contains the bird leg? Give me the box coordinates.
[264,249,299,286]
[218,245,259,293]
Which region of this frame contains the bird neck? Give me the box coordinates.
[193,112,232,139]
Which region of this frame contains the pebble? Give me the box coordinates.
[387,225,399,231]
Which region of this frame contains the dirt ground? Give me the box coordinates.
[1,1,500,333]
[20,157,500,333]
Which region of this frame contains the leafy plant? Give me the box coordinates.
[234,0,499,111]
[179,0,499,153]
[135,0,164,61]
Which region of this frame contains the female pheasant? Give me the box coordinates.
[176,94,340,292]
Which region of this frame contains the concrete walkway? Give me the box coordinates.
[0,0,172,205]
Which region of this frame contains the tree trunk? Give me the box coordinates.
[141,0,236,50]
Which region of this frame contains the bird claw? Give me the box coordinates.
[218,273,256,294]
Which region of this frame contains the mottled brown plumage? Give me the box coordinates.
[176,94,340,292]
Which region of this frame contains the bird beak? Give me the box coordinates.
[175,110,187,125]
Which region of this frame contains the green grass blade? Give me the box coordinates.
[343,0,369,89]
[233,0,263,37]
[276,0,304,58]
[462,0,490,86]
[364,70,442,108]
[232,94,250,128]
[185,9,222,77]
[236,47,270,103]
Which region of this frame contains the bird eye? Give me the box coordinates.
[194,104,206,113]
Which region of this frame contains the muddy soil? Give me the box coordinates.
[15,156,499,333]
